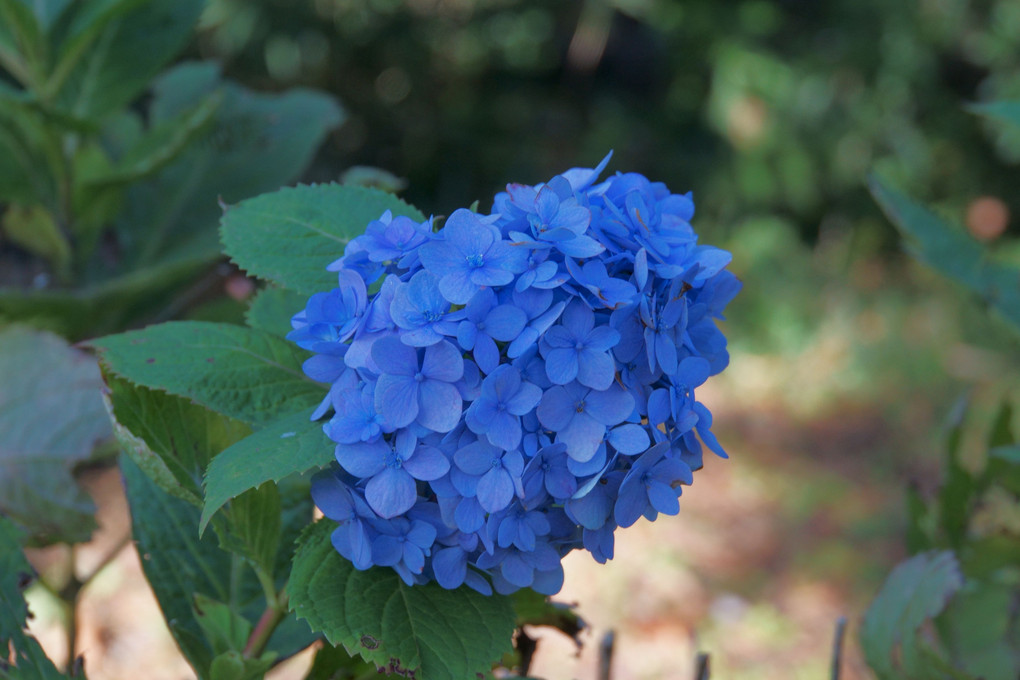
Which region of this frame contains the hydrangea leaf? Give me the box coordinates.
[220,183,426,295]
[106,376,251,507]
[245,286,309,338]
[200,410,333,533]
[869,176,1020,331]
[119,61,344,269]
[0,517,66,679]
[53,0,204,117]
[861,551,969,680]
[289,520,516,680]
[938,581,1020,680]
[88,321,324,427]
[121,456,315,677]
[0,325,111,545]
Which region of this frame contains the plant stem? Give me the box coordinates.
[243,590,289,659]
[830,616,847,680]
[694,652,710,680]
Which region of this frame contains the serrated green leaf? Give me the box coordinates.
[861,551,967,680]
[88,321,323,427]
[120,62,343,269]
[510,589,584,644]
[201,410,332,533]
[0,517,72,680]
[106,376,252,507]
[246,286,308,338]
[289,520,516,680]
[0,325,111,544]
[305,642,404,680]
[869,175,1020,331]
[220,184,425,295]
[209,650,276,680]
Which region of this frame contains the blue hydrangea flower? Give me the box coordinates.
[290,154,740,595]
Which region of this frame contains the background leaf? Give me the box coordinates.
[0,325,111,544]
[861,550,968,680]
[113,61,344,272]
[220,183,424,295]
[53,0,204,117]
[88,321,322,427]
[289,520,516,680]
[200,410,333,533]
[869,176,1020,331]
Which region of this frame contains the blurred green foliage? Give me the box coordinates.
[197,0,1020,236]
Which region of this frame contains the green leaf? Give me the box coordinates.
[55,0,204,117]
[216,483,282,579]
[0,251,213,341]
[869,175,1020,331]
[120,62,344,269]
[246,286,308,338]
[304,642,404,680]
[220,184,425,295]
[208,650,275,680]
[88,321,323,427]
[0,325,111,544]
[289,520,516,680]
[121,454,261,678]
[938,580,1020,680]
[0,517,69,679]
[0,203,71,275]
[85,92,221,187]
[968,101,1020,131]
[861,551,967,680]
[201,410,333,534]
[106,376,252,507]
[511,589,584,642]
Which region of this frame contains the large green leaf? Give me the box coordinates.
[122,456,315,678]
[938,580,1020,680]
[869,176,1020,330]
[861,551,970,680]
[0,325,111,544]
[55,0,204,117]
[200,410,333,533]
[0,517,66,679]
[245,286,308,338]
[118,62,344,269]
[88,321,323,427]
[289,520,516,680]
[121,454,257,678]
[107,376,251,506]
[220,184,425,295]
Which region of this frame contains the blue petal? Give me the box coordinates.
[432,547,467,589]
[557,412,605,463]
[613,481,646,528]
[416,380,462,432]
[403,445,450,481]
[365,467,417,518]
[544,348,579,384]
[374,374,419,429]
[576,349,615,390]
[477,468,514,513]
[335,440,387,478]
[646,479,680,516]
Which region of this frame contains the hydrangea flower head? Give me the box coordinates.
[295,154,740,594]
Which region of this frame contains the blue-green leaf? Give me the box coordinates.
[220,183,425,295]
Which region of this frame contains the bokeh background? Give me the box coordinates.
[20,0,1020,678]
